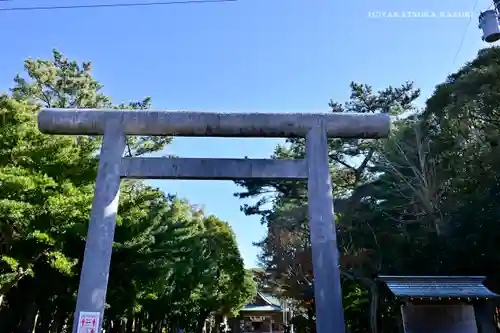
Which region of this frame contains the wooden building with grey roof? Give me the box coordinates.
[379,275,500,333]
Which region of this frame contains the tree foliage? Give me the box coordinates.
[0,50,256,333]
[235,47,500,332]
[3,44,500,333]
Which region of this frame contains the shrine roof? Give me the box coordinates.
[240,305,282,312]
[378,275,500,300]
[240,292,283,312]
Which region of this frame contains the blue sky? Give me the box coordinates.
[0,0,492,267]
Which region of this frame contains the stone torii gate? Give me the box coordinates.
[37,109,390,333]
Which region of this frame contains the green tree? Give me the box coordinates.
[11,49,171,157]
[234,82,420,333]
[0,50,255,333]
[242,46,500,333]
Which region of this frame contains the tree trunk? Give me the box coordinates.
[307,307,315,333]
[153,320,162,333]
[214,315,222,333]
[196,311,210,333]
[32,310,40,333]
[126,315,134,333]
[111,319,125,333]
[134,316,143,333]
[49,308,65,333]
[58,309,72,333]
[17,301,38,333]
[0,286,24,332]
[0,304,20,332]
[36,299,56,332]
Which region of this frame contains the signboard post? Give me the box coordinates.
[77,312,100,333]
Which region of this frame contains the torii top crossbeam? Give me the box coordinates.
[37,108,391,138]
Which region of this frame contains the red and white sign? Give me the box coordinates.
[77,311,100,333]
